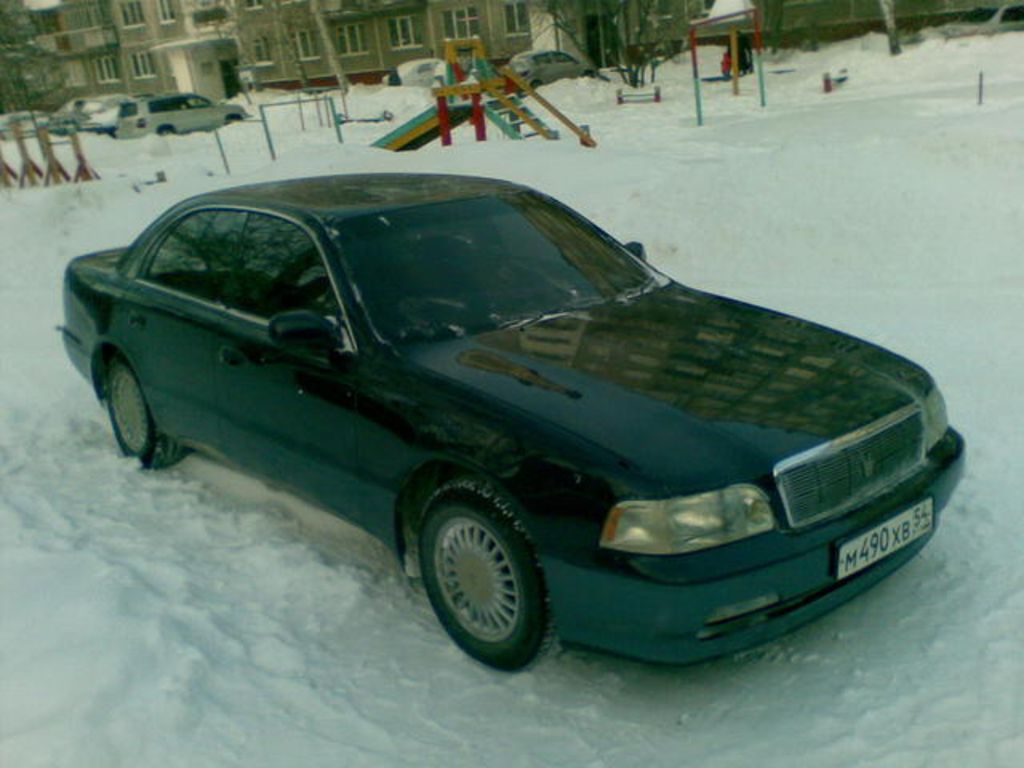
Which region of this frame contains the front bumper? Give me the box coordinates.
[543,429,965,665]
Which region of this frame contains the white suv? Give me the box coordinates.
[940,4,1024,37]
[116,93,247,138]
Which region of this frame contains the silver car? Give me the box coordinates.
[116,93,248,138]
[50,94,129,136]
[508,50,593,88]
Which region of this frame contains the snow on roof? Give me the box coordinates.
[703,0,755,23]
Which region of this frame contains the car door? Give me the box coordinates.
[552,52,579,80]
[213,211,369,524]
[129,208,246,449]
[184,95,215,132]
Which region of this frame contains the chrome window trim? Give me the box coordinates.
[773,403,925,528]
[137,204,359,354]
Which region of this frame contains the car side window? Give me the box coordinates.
[146,210,245,302]
[1003,6,1024,21]
[186,97,211,109]
[223,213,338,319]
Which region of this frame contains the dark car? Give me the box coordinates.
[61,175,964,670]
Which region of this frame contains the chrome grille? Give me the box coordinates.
[774,405,925,528]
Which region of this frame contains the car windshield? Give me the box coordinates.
[334,193,654,342]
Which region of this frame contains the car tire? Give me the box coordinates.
[224,113,244,123]
[530,79,543,89]
[419,478,553,671]
[156,125,175,136]
[105,356,186,469]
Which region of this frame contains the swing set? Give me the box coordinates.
[688,4,767,126]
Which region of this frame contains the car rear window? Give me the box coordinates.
[118,102,139,118]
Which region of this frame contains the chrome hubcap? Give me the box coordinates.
[435,517,521,642]
[111,366,148,454]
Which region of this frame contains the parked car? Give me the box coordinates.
[387,58,446,87]
[939,4,1024,37]
[115,93,248,138]
[508,50,593,87]
[50,94,130,136]
[61,174,964,670]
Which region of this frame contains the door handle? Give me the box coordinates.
[128,312,146,329]
[219,346,247,367]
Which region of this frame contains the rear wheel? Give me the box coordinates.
[419,478,552,671]
[105,356,186,469]
[106,357,155,462]
[156,125,175,136]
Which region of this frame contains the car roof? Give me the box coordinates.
[189,174,529,220]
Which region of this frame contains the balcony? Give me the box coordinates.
[36,26,117,55]
[321,0,426,17]
[192,6,229,25]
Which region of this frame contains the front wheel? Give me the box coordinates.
[419,478,552,671]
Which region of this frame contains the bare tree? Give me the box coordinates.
[538,0,680,87]
[876,0,901,55]
[0,0,65,111]
[309,0,349,101]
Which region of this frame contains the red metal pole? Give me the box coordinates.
[437,95,452,147]
[689,27,699,76]
[471,92,485,142]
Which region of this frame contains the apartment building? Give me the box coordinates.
[29,0,542,100]
[235,0,538,88]
[27,0,982,103]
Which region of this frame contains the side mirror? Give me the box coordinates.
[624,241,647,262]
[268,310,339,351]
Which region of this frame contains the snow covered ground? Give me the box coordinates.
[2,32,1023,768]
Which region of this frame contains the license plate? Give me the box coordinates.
[835,499,933,581]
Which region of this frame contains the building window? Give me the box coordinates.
[336,23,366,55]
[252,35,272,63]
[158,0,176,23]
[504,0,529,35]
[295,29,319,60]
[243,0,263,8]
[130,51,156,78]
[442,7,481,39]
[388,16,421,49]
[95,55,120,83]
[120,1,145,27]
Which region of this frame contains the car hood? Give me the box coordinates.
[403,284,932,494]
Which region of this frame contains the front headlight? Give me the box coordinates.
[922,386,948,451]
[600,484,776,555]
